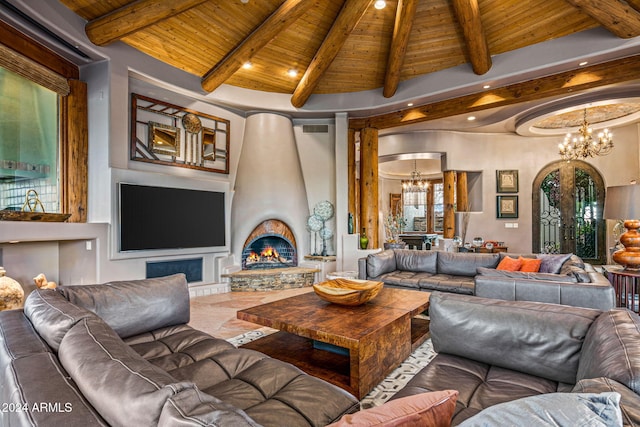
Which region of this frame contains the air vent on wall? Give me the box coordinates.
[302,124,329,133]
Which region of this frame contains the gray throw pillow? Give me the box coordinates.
[536,253,573,274]
[458,392,623,427]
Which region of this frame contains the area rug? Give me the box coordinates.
[226,331,436,408]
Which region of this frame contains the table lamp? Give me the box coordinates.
[604,184,640,270]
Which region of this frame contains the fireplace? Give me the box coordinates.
[241,219,297,270]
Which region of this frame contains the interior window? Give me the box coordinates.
[0,67,59,213]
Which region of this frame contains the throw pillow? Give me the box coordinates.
[536,253,573,274]
[458,392,623,427]
[519,257,542,272]
[496,256,522,271]
[327,390,458,427]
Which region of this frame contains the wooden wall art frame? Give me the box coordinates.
[496,170,518,193]
[497,195,518,218]
[131,94,230,174]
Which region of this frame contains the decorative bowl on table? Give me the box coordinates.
[313,278,384,306]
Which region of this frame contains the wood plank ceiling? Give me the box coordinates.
[61,0,640,113]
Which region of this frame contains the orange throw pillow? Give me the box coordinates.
[496,256,522,271]
[328,390,459,427]
[519,257,542,272]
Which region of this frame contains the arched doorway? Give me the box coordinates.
[532,160,606,264]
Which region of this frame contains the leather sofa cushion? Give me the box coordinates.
[125,324,236,372]
[418,275,475,295]
[367,250,396,278]
[378,271,434,289]
[573,377,640,427]
[437,252,499,277]
[391,353,563,425]
[429,292,601,384]
[59,316,193,427]
[200,355,360,427]
[577,309,640,395]
[23,288,98,351]
[476,267,578,282]
[395,249,438,273]
[58,273,190,338]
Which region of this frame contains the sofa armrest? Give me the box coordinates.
[474,275,616,311]
[358,257,367,280]
[429,292,602,384]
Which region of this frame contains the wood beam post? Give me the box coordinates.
[348,128,357,233]
[359,127,378,248]
[426,183,434,233]
[86,0,208,46]
[202,0,313,93]
[443,171,456,239]
[291,0,373,108]
[383,0,418,97]
[61,79,88,223]
[456,171,469,211]
[564,0,640,38]
[451,0,491,75]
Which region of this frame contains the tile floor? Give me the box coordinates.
[188,287,313,339]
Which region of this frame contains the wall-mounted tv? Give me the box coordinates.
[119,183,225,252]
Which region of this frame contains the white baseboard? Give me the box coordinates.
[188,282,230,298]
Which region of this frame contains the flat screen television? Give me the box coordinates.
[119,183,225,251]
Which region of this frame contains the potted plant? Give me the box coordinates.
[384,212,407,249]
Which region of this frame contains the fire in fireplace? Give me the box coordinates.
[241,219,298,270]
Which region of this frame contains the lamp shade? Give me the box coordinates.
[603,184,640,220]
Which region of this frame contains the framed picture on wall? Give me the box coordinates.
[497,195,518,218]
[496,170,518,193]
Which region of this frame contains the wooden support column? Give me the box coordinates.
[359,127,378,248]
[443,171,456,238]
[348,128,357,233]
[456,171,469,211]
[426,183,434,233]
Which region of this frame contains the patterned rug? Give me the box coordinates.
[226,331,436,408]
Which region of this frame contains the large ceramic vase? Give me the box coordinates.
[359,228,369,250]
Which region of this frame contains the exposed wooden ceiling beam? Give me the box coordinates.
[383,0,418,98]
[564,0,640,38]
[349,54,640,130]
[451,0,491,75]
[291,0,373,108]
[201,0,313,93]
[85,0,208,46]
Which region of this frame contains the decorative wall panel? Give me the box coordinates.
[130,94,229,174]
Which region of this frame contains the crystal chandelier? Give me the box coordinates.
[402,160,427,192]
[558,109,614,160]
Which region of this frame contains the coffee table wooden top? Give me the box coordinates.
[237,287,430,398]
[237,287,430,351]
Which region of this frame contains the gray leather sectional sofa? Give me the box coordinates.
[359,249,615,310]
[392,292,640,426]
[0,274,359,427]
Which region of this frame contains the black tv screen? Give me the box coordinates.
[119,183,226,251]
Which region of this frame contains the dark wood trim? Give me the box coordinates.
[0,20,79,79]
[349,54,640,130]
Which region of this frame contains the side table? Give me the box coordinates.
[604,267,640,313]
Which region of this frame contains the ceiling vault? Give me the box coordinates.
[383,0,418,98]
[67,0,640,109]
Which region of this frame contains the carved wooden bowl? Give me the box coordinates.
[313,278,384,306]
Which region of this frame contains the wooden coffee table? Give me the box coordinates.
[237,287,430,399]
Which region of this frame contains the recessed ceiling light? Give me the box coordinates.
[374,1,386,9]
[287,69,298,77]
[579,61,589,66]
[407,102,414,107]
[242,61,252,69]
[483,84,491,89]
[467,116,476,121]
